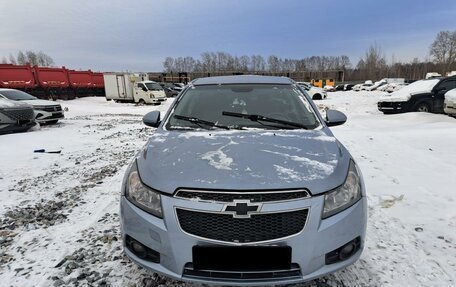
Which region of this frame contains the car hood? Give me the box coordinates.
[136,129,350,195]
[0,98,33,109]
[20,99,60,106]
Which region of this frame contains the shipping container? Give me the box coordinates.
[0,64,36,89]
[33,66,74,99]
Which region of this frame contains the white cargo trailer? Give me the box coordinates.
[103,73,166,104]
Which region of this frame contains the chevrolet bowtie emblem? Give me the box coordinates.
[223,200,262,218]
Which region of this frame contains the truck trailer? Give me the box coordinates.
[104,73,166,104]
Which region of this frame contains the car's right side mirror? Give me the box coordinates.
[143,111,161,127]
[325,109,347,127]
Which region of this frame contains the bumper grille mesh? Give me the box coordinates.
[176,208,308,243]
[175,189,309,203]
[2,108,34,121]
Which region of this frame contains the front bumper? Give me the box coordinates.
[444,101,456,116]
[120,193,367,286]
[35,110,64,123]
[377,101,409,113]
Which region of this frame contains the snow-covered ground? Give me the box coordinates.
[0,92,455,287]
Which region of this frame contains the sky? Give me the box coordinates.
[1,0,455,72]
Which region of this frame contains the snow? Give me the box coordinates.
[445,88,456,102]
[1,94,456,286]
[379,79,440,102]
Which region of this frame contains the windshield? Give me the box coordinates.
[167,84,320,130]
[0,90,36,100]
[145,83,163,91]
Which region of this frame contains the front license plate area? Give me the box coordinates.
[192,246,291,271]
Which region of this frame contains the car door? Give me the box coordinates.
[433,79,456,112]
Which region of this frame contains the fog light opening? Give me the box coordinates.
[325,237,361,265]
[126,235,160,263]
[339,242,355,260]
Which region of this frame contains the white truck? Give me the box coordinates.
[104,73,167,104]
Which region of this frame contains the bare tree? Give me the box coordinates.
[17,51,26,65]
[430,30,456,74]
[163,57,174,72]
[8,54,17,65]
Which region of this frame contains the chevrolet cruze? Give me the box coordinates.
[120,75,367,286]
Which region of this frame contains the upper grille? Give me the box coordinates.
[176,208,308,243]
[175,189,310,203]
[2,108,35,121]
[40,106,62,112]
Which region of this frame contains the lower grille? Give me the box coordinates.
[2,108,34,121]
[183,263,301,281]
[176,208,308,243]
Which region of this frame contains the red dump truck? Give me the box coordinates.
[0,64,105,100]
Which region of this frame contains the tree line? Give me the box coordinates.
[163,30,456,81]
[163,53,351,74]
[1,50,55,67]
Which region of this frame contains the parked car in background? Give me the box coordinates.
[0,88,64,124]
[352,81,373,91]
[0,98,36,134]
[297,82,327,100]
[365,80,387,91]
[324,85,336,92]
[121,75,366,286]
[344,84,354,91]
[159,83,181,97]
[444,88,456,117]
[377,76,456,114]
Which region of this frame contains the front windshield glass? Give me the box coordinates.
[167,84,320,130]
[0,90,36,100]
[145,83,163,91]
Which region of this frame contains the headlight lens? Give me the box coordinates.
[322,160,362,219]
[126,167,162,218]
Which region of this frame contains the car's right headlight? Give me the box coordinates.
[125,162,162,218]
[322,160,362,219]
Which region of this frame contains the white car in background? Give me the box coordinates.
[296,82,327,100]
[444,88,456,117]
[0,88,64,124]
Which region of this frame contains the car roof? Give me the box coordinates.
[192,75,294,86]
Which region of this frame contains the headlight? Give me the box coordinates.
[322,160,362,219]
[125,163,162,218]
[150,93,155,98]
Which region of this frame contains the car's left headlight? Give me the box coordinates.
[322,160,362,219]
[125,163,162,218]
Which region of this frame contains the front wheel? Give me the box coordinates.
[312,94,322,100]
[416,102,431,113]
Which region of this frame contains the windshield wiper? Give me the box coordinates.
[173,115,230,130]
[222,111,309,129]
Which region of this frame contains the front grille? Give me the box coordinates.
[175,189,310,203]
[183,263,301,281]
[2,108,34,121]
[40,106,62,112]
[176,208,308,243]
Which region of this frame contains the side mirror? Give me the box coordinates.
[143,111,161,127]
[325,109,347,127]
[435,86,446,93]
[142,87,148,92]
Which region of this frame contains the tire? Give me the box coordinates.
[138,99,146,105]
[312,94,322,100]
[416,102,431,113]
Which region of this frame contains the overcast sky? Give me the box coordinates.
[1,0,455,72]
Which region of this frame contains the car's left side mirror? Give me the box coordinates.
[325,109,347,127]
[143,111,161,127]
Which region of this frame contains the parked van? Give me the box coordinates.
[104,73,166,104]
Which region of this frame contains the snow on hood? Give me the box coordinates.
[0,98,32,109]
[445,88,456,102]
[136,129,350,195]
[21,99,60,106]
[379,79,440,102]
